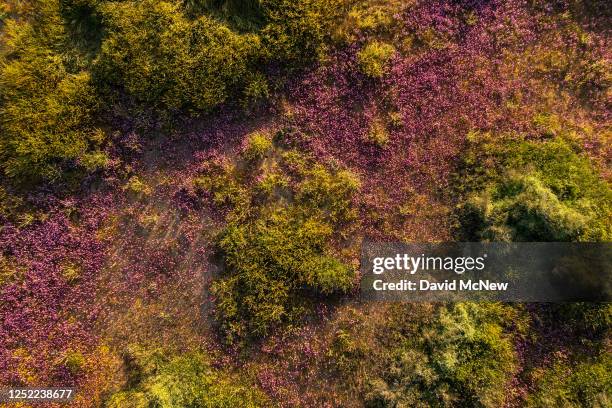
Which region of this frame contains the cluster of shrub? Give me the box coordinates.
[186,121,610,406]
[455,128,611,242]
[0,0,344,184]
[195,131,360,344]
[359,122,611,407]
[106,346,267,407]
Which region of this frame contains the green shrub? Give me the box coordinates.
[94,0,262,114]
[212,206,354,341]
[357,40,395,78]
[347,3,396,32]
[527,353,612,408]
[456,136,611,242]
[365,303,522,408]
[365,119,389,146]
[93,0,350,113]
[212,205,356,341]
[0,1,106,182]
[123,176,152,196]
[259,0,346,65]
[462,173,590,242]
[63,350,86,374]
[242,131,272,161]
[200,147,359,343]
[331,0,405,43]
[106,347,267,408]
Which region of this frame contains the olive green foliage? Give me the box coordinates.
[183,0,265,29]
[544,303,612,340]
[95,0,262,114]
[196,143,359,343]
[62,350,86,374]
[123,176,152,196]
[106,346,266,408]
[242,131,272,161]
[365,119,389,146]
[94,0,346,113]
[0,0,106,182]
[366,303,522,408]
[357,40,395,78]
[332,0,404,43]
[455,131,612,400]
[347,2,397,32]
[0,0,347,183]
[464,173,591,241]
[457,134,611,242]
[188,0,348,55]
[259,0,346,65]
[527,353,612,408]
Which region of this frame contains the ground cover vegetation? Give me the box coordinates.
[0,0,610,406]
[194,134,360,343]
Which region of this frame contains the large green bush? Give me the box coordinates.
[196,144,359,343]
[106,347,266,408]
[93,0,347,114]
[94,0,262,114]
[213,206,354,340]
[0,0,106,182]
[527,353,611,408]
[455,132,611,386]
[259,0,346,65]
[456,135,611,242]
[462,173,591,241]
[365,303,522,408]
